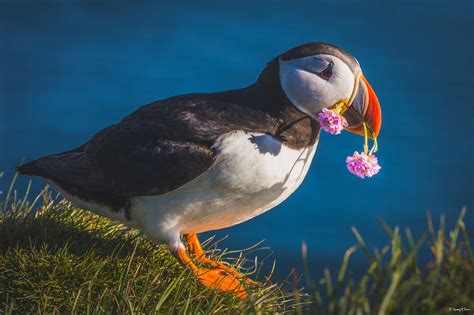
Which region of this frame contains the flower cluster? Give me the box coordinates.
[318,108,348,135]
[346,151,381,178]
[318,106,381,179]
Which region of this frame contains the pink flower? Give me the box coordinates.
[346,151,381,178]
[318,108,348,135]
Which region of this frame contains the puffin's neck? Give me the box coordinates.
[212,57,320,150]
[247,58,320,149]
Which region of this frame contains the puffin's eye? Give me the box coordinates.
[320,61,334,80]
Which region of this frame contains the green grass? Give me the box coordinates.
[304,210,474,315]
[0,172,473,314]
[0,174,297,314]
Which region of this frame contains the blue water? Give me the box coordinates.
[1,1,472,280]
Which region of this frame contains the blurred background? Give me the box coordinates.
[1,0,472,280]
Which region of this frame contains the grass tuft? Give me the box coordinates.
[303,209,474,315]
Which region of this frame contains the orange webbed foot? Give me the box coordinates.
[196,268,248,299]
[172,237,250,299]
[197,257,255,286]
[186,233,253,285]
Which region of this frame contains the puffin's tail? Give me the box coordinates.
[16,145,87,179]
[16,160,42,176]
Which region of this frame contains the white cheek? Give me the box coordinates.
[279,65,329,118]
[279,55,354,119]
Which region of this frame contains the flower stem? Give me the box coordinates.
[373,134,378,153]
[363,122,369,154]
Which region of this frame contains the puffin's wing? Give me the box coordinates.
[119,92,277,144]
[17,124,214,197]
[17,93,277,198]
[83,123,214,196]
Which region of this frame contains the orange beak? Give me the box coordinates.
[343,75,382,138]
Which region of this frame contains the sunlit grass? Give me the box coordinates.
[0,174,297,314]
[0,172,472,314]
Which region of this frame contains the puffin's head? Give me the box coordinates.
[278,42,381,137]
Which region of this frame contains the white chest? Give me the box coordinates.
[131,131,318,244]
[211,131,316,193]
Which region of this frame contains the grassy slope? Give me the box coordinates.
[0,176,296,314]
[0,174,473,314]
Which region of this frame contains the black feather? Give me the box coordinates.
[16,161,41,176]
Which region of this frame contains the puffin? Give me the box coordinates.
[17,42,381,298]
